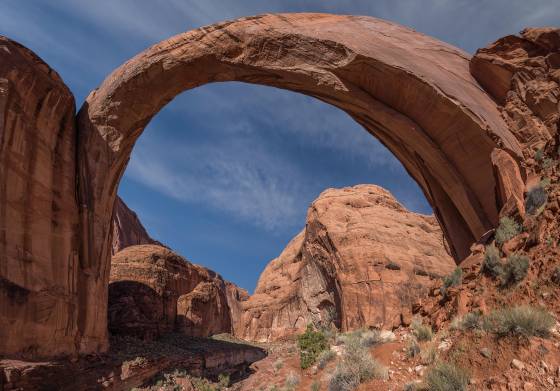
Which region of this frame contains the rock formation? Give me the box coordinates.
[235,185,455,341]
[0,36,80,358]
[0,15,547,359]
[111,196,162,254]
[109,244,233,339]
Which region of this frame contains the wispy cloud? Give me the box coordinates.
[126,128,312,231]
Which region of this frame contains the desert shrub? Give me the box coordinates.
[525,185,548,215]
[217,373,229,388]
[311,380,321,391]
[273,358,284,372]
[412,320,433,342]
[298,324,328,369]
[535,148,544,161]
[440,268,462,297]
[405,338,420,358]
[495,217,522,245]
[500,254,529,287]
[552,266,560,285]
[191,377,218,391]
[459,311,483,330]
[482,244,502,278]
[328,365,359,391]
[420,343,438,365]
[360,329,382,347]
[403,383,418,391]
[285,371,300,389]
[425,362,469,391]
[328,336,387,390]
[487,306,556,338]
[317,349,337,369]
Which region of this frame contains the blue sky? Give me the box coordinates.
[3,1,558,292]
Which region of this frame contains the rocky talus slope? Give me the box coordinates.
[235,185,455,341]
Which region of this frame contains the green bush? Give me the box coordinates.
[487,305,555,338]
[317,349,336,369]
[500,254,529,287]
[412,320,434,342]
[525,185,548,215]
[482,244,502,278]
[311,380,321,391]
[440,268,462,297]
[425,362,469,391]
[495,217,522,245]
[298,324,328,369]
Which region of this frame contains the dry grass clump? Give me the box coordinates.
[412,320,433,342]
[425,362,469,391]
[486,305,555,338]
[495,217,522,245]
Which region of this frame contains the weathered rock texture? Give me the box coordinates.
[0,37,81,358]
[109,244,232,339]
[111,196,161,255]
[0,16,541,358]
[471,28,559,153]
[236,185,455,341]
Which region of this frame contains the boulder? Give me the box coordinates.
[235,185,455,341]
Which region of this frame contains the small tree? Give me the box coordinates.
[298,324,328,369]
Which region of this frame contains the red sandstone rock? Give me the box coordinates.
[235,185,455,341]
[111,196,162,254]
[471,28,559,152]
[0,16,545,359]
[109,245,233,339]
[0,36,80,358]
[491,148,526,219]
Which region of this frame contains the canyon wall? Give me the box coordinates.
[111,196,162,255]
[235,185,456,341]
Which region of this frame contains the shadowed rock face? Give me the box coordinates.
[0,37,79,358]
[111,196,162,255]
[109,244,233,339]
[0,16,548,358]
[235,185,455,341]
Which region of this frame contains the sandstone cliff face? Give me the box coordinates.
[236,185,455,341]
[109,245,233,339]
[111,196,161,255]
[0,37,81,358]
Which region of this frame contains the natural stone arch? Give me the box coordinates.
[75,13,523,351]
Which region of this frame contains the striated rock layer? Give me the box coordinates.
[109,244,233,339]
[236,185,455,341]
[111,196,162,255]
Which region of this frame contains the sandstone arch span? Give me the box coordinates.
[1,13,526,358]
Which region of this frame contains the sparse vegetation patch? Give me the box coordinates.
[425,362,469,391]
[495,217,521,246]
[486,305,555,338]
